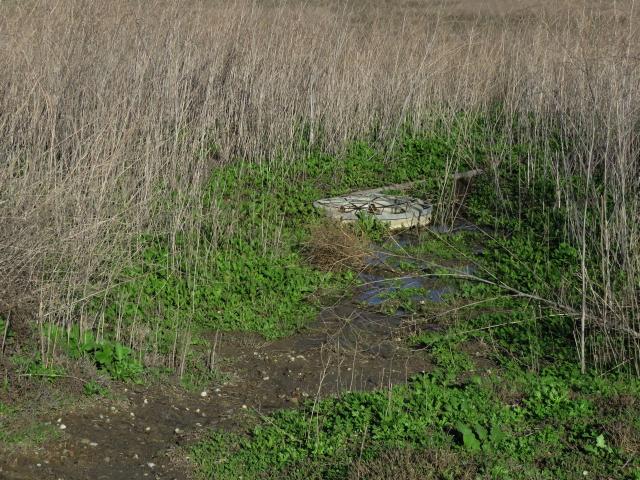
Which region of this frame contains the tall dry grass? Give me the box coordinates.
[0,0,638,371]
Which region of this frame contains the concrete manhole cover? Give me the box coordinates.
[313,193,432,230]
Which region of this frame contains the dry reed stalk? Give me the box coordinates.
[0,0,638,371]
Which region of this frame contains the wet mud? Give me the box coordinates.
[0,227,473,480]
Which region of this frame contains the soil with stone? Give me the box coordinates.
[0,229,475,480]
[0,299,433,480]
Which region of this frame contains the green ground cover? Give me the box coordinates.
[192,366,639,479]
[188,116,639,479]
[191,218,640,479]
[87,120,479,353]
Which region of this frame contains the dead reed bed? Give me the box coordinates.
[0,0,638,371]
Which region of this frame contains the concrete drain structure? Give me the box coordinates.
[313,193,432,230]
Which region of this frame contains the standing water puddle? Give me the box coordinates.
[356,225,479,312]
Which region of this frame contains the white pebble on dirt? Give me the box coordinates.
[147,462,155,468]
[200,390,208,397]
[59,424,66,430]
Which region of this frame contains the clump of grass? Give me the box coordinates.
[303,219,371,273]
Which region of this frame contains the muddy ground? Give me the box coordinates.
[0,230,475,480]
[0,301,436,480]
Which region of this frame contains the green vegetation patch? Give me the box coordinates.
[191,121,639,480]
[94,124,470,347]
[191,216,638,478]
[192,368,639,479]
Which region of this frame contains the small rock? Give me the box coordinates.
[200,391,208,397]
[195,408,200,413]
[147,462,155,468]
[36,464,41,468]
[130,412,135,417]
[174,428,182,434]
[214,388,220,393]
[262,376,270,381]
[143,398,148,405]
[89,442,98,447]
[145,427,151,432]
[133,454,139,460]
[56,418,61,423]
[59,424,67,430]
[241,404,248,410]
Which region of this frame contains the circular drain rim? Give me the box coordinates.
[313,193,432,226]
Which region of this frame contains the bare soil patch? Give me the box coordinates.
[0,302,431,480]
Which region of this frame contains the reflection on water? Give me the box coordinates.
[356,224,479,312]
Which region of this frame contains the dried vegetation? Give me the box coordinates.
[0,0,638,370]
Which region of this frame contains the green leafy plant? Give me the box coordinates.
[193,363,639,480]
[355,211,389,242]
[83,380,109,396]
[47,326,143,382]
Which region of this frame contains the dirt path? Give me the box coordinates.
[0,301,432,480]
